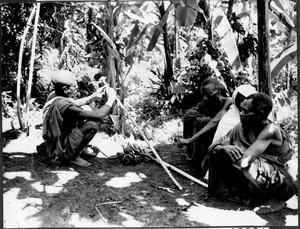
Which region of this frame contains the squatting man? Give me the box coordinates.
[41,70,117,167]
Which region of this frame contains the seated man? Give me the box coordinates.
[41,70,116,167]
[208,92,297,213]
[212,84,257,143]
[177,77,232,175]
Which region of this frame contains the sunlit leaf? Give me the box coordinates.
[212,8,242,73]
[270,42,296,79]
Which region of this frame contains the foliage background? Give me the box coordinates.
[1,1,297,149]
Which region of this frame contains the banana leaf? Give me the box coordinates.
[147,4,174,52]
[270,42,296,79]
[126,25,149,57]
[175,0,200,28]
[92,22,121,62]
[269,0,295,31]
[212,8,242,73]
[126,22,140,49]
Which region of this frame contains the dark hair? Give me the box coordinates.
[200,77,229,96]
[201,77,221,91]
[246,92,273,119]
[53,82,67,96]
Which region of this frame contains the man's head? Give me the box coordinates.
[52,70,78,98]
[232,84,257,111]
[200,78,222,103]
[240,92,273,129]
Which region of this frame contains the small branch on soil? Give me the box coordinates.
[142,151,208,188]
[96,200,124,205]
[95,205,108,225]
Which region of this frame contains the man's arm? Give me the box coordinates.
[184,97,232,144]
[64,103,112,121]
[239,125,275,168]
[64,87,116,121]
[74,86,106,106]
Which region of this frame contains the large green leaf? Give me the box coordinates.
[269,0,295,31]
[147,4,174,52]
[92,22,121,62]
[126,25,149,57]
[270,42,296,79]
[175,0,200,28]
[126,22,140,49]
[212,8,242,73]
[122,10,153,25]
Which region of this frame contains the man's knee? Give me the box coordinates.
[80,121,99,134]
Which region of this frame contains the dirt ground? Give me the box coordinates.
[2,122,298,228]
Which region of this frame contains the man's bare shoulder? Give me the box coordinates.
[260,123,282,143]
[222,97,233,110]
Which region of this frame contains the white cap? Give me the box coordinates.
[232,85,257,104]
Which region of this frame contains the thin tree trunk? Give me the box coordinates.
[106,1,116,90]
[25,3,40,132]
[174,12,181,69]
[257,0,272,96]
[227,0,235,16]
[16,4,37,131]
[160,3,173,97]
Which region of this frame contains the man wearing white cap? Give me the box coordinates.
[41,70,116,167]
[212,84,257,143]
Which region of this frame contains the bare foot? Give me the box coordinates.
[255,199,286,214]
[71,156,92,167]
[80,146,99,157]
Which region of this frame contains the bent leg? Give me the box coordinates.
[76,120,99,153]
[70,120,99,167]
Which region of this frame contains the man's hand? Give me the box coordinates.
[105,86,117,101]
[222,145,244,163]
[240,154,252,168]
[219,136,230,145]
[177,138,190,148]
[91,86,106,100]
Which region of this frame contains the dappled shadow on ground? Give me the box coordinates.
[2,129,22,148]
[2,141,298,227]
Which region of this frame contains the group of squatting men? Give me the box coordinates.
[40,70,298,215]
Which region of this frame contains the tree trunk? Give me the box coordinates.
[16,4,37,131]
[174,12,181,69]
[227,0,235,16]
[106,1,116,90]
[160,3,173,97]
[25,3,40,133]
[257,0,272,96]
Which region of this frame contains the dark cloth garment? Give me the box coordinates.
[208,122,297,202]
[183,96,227,166]
[42,97,83,163]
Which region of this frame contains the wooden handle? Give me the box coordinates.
[100,78,183,190]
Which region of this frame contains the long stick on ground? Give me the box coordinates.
[142,151,208,188]
[100,78,183,190]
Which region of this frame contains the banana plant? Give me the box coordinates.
[268,0,297,80]
[270,42,296,79]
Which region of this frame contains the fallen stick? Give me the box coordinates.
[100,77,183,190]
[142,152,208,188]
[95,205,108,225]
